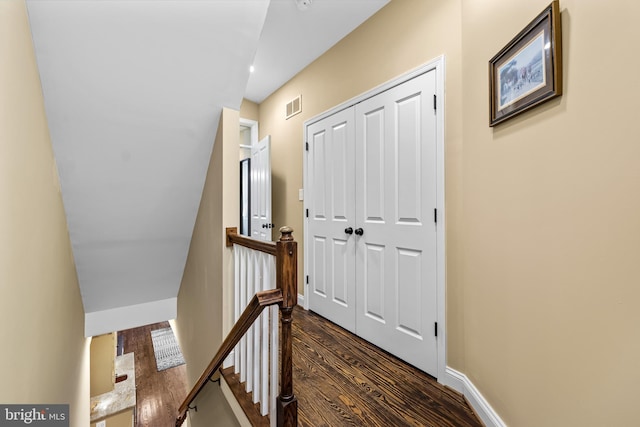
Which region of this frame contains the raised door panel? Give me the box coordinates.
[331,238,350,306]
[362,108,386,223]
[396,247,423,338]
[363,242,385,323]
[396,94,422,224]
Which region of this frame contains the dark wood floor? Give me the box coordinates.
[224,307,482,426]
[293,307,481,427]
[120,321,189,427]
[120,311,481,427]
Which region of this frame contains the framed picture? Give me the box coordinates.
[489,0,562,126]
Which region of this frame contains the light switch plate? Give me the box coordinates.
[298,189,304,201]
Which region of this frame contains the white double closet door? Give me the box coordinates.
[307,70,438,376]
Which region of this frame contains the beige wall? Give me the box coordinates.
[258,0,640,425]
[0,1,90,425]
[460,0,640,425]
[90,333,115,397]
[176,108,240,427]
[240,99,259,122]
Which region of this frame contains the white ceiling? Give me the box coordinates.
[26,0,388,332]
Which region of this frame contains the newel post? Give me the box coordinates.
[276,226,298,427]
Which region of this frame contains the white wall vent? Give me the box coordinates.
[285,95,302,119]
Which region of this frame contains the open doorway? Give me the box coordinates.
[239,118,273,241]
[239,119,258,237]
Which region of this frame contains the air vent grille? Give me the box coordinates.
[285,95,302,119]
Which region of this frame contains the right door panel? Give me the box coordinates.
[354,70,438,375]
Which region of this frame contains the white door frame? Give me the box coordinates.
[240,117,259,147]
[303,55,447,382]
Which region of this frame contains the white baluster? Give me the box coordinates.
[269,256,278,425]
[251,252,264,403]
[246,249,255,392]
[270,304,279,427]
[260,254,271,416]
[230,242,280,421]
[227,244,240,370]
[252,251,263,403]
[240,246,248,372]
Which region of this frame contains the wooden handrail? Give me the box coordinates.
[226,226,277,256]
[176,289,283,426]
[176,227,298,427]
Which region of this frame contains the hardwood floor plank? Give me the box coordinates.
[120,321,189,427]
[293,336,402,426]
[184,307,482,427]
[292,307,482,427]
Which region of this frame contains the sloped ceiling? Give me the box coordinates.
[26,0,388,335]
[245,0,390,103]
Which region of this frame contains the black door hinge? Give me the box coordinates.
[433,94,437,111]
[434,208,437,224]
[306,209,309,218]
[306,275,309,284]
[435,322,438,337]
[305,142,309,151]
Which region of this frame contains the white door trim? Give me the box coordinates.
[303,55,448,382]
[240,117,259,147]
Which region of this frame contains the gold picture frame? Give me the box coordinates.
[489,0,562,126]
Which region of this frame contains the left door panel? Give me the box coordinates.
[307,109,357,332]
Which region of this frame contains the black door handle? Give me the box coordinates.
[345,227,353,235]
[355,228,364,236]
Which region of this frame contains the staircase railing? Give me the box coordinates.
[176,226,298,427]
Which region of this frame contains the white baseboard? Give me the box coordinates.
[297,293,304,307]
[443,367,507,427]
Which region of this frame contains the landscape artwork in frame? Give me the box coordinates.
[489,0,562,126]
